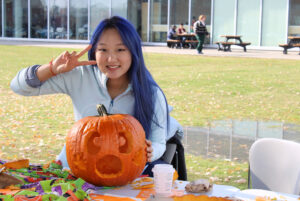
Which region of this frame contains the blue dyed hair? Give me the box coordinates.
[88,16,169,138]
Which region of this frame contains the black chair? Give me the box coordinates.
[161,132,187,181]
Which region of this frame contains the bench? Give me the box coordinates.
[167,39,181,48]
[215,42,234,51]
[235,42,251,52]
[185,40,198,49]
[279,43,300,54]
[215,41,251,52]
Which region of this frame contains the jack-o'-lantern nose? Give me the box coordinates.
[96,155,122,178]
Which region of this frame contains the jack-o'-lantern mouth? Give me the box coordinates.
[95,155,123,178]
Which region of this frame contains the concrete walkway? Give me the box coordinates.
[1,40,300,60]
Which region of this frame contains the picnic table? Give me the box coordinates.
[167,33,197,49]
[279,36,300,54]
[215,35,251,52]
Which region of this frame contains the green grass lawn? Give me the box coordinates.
[0,45,299,190]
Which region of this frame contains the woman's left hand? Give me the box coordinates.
[145,140,153,162]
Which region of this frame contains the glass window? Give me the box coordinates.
[212,0,235,43]
[90,0,109,37]
[127,0,143,39]
[289,0,300,36]
[31,0,47,39]
[141,0,148,41]
[4,0,28,38]
[191,0,211,43]
[236,0,260,46]
[261,0,288,46]
[112,0,127,18]
[170,0,189,26]
[49,0,67,39]
[70,0,88,40]
[150,0,168,42]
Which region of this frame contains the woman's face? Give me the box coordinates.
[95,28,132,82]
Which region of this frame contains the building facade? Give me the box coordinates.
[1,0,300,48]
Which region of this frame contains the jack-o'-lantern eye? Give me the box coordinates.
[118,132,132,153]
[87,131,102,154]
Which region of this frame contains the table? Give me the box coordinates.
[216,35,251,52]
[89,180,239,200]
[167,33,197,49]
[88,179,300,201]
[288,36,300,44]
[177,33,197,49]
[221,35,243,43]
[279,36,300,54]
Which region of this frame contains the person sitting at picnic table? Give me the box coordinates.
[193,15,209,54]
[178,23,188,48]
[167,25,177,40]
[10,16,183,177]
[178,23,186,34]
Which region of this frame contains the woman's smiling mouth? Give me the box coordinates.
[107,65,120,69]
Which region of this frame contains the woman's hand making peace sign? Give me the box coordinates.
[37,45,97,82]
[52,45,97,75]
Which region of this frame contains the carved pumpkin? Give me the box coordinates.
[66,104,147,186]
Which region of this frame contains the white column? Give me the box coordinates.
[47,0,50,39]
[88,0,90,40]
[234,0,238,35]
[188,0,191,31]
[167,0,170,30]
[28,0,30,38]
[14,0,23,37]
[2,0,5,37]
[67,0,70,40]
[286,0,289,43]
[147,0,150,42]
[258,0,263,46]
[210,0,214,44]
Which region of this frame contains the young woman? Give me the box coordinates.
[193,15,209,54]
[10,16,180,176]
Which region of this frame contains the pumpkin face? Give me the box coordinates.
[66,105,147,186]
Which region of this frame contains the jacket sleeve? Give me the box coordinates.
[193,21,198,33]
[149,89,168,161]
[10,66,75,96]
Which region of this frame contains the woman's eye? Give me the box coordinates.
[118,48,126,52]
[98,48,106,52]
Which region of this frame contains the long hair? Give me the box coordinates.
[88,16,169,138]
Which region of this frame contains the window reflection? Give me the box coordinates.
[70,0,88,40]
[50,0,67,39]
[31,0,47,38]
[289,0,300,36]
[112,0,127,18]
[128,0,142,38]
[90,0,109,37]
[4,0,28,38]
[150,0,168,42]
[170,0,188,26]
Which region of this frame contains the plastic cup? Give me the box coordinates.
[152,164,175,197]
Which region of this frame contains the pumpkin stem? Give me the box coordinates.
[97,104,108,116]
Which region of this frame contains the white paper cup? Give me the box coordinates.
[152,164,175,197]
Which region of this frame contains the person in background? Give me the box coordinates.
[193,15,209,54]
[167,25,177,40]
[178,23,186,34]
[177,23,188,48]
[10,16,183,177]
